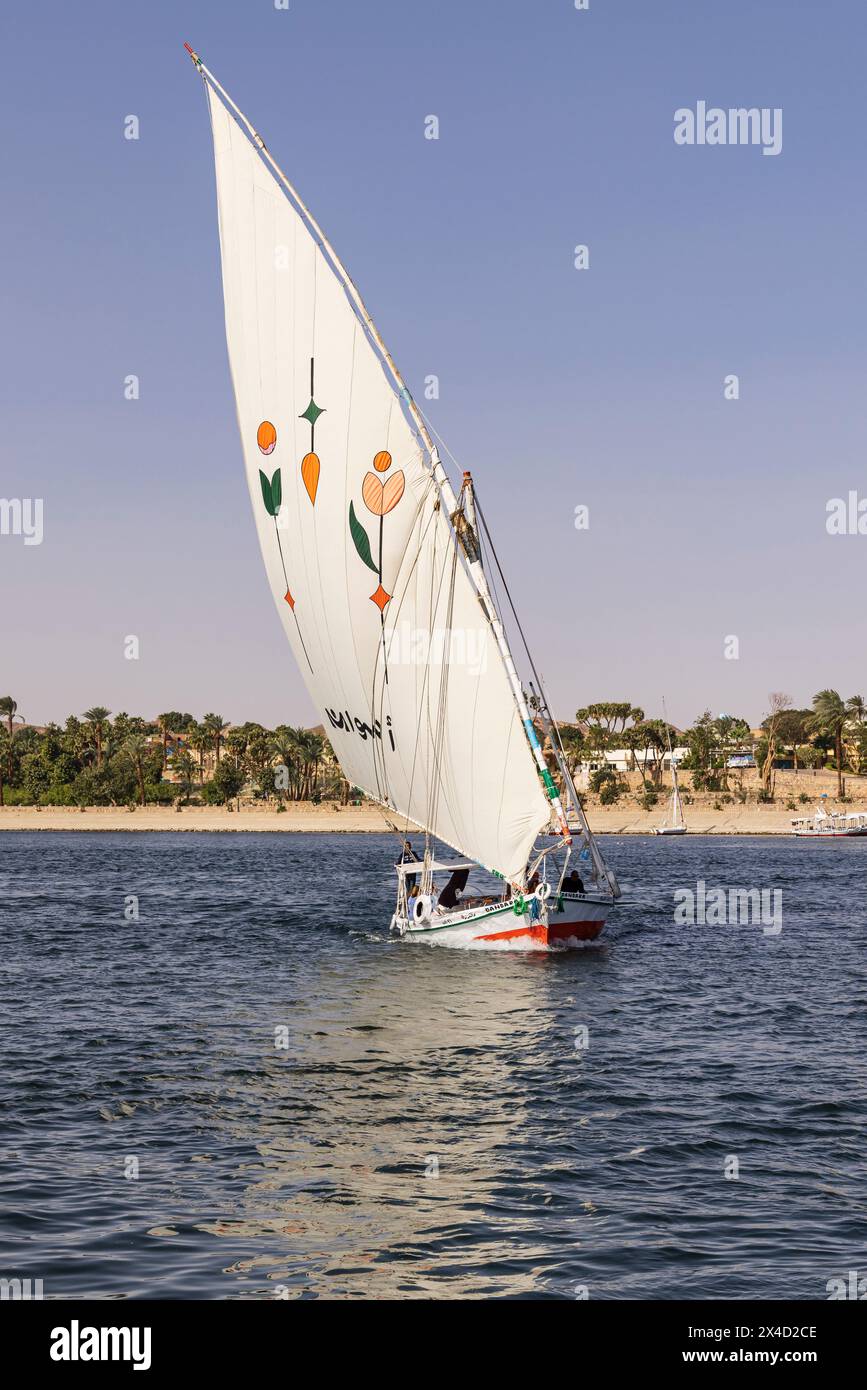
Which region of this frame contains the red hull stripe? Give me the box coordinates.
[476,920,604,944]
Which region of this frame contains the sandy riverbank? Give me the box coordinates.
[0,803,833,834]
[0,804,403,833]
[585,807,831,835]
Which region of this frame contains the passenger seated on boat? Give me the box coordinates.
[562,870,585,894]
[438,867,470,910]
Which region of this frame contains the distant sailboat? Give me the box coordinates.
[653,705,687,836]
[188,47,620,947]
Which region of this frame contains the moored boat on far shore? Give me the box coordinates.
[791,808,867,837]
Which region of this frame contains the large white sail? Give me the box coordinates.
[203,72,551,880]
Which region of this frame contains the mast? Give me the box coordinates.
[528,682,620,897]
[186,44,570,861]
[662,697,683,828]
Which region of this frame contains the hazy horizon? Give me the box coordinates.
[4,0,865,732]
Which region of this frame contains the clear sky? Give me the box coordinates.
[2,0,865,731]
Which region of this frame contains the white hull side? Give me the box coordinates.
[395,893,610,951]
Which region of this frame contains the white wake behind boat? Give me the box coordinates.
[190,47,620,947]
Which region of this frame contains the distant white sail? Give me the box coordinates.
[205,80,550,879]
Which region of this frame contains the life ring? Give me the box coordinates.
[413,894,432,925]
[512,894,526,917]
[535,881,551,902]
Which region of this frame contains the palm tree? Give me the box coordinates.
[0,696,22,781]
[224,726,249,768]
[318,736,347,801]
[272,726,302,799]
[122,733,149,806]
[843,695,867,775]
[809,690,848,798]
[156,713,174,771]
[294,730,323,799]
[172,748,197,804]
[187,724,211,782]
[202,713,229,766]
[83,707,111,769]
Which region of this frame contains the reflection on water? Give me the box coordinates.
[206,950,575,1298]
[0,832,864,1299]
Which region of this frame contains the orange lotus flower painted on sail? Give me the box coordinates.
[362,468,404,516]
[348,451,406,634]
[257,420,277,455]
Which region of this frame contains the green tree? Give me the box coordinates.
[187,724,211,782]
[172,748,197,804]
[207,758,245,805]
[844,694,867,771]
[809,690,848,798]
[558,726,586,779]
[628,719,670,788]
[576,703,644,756]
[82,707,111,769]
[273,726,305,799]
[155,713,176,771]
[769,709,813,772]
[0,696,22,782]
[122,734,149,806]
[202,713,230,766]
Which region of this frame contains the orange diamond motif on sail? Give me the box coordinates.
[284,588,295,610]
[370,583,391,613]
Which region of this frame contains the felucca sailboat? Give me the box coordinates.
[188,47,620,947]
[653,704,687,836]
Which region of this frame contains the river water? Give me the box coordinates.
[0,831,864,1299]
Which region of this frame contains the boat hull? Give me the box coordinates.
[793,828,867,837]
[653,826,687,836]
[398,892,609,950]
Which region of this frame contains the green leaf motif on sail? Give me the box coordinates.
[349,501,378,573]
[270,468,282,512]
[259,469,275,517]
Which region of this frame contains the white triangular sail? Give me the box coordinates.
[202,70,551,880]
[663,704,685,829]
[668,766,685,828]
